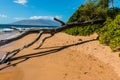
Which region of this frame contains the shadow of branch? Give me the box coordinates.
[0,38,97,71]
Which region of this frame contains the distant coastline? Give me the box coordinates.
[0,24,58,29]
[0,24,59,33]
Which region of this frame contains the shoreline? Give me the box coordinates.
[1,33,120,80]
[0,32,19,49]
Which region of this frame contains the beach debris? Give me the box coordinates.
[78,39,82,41]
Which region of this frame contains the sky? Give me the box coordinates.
[0,0,119,24]
[0,0,85,24]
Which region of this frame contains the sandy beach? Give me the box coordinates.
[0,32,120,80]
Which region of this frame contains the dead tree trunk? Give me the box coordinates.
[0,18,105,47]
[0,18,105,67]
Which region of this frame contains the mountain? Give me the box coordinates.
[12,19,60,26]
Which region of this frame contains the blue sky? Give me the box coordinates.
[0,0,120,24]
[0,0,85,24]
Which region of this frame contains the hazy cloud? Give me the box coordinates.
[0,14,7,18]
[14,16,62,21]
[29,16,62,20]
[14,17,26,20]
[13,0,27,5]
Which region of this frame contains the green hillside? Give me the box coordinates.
[65,0,120,51]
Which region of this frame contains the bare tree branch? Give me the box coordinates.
[0,18,105,69]
[54,18,65,26]
[0,29,31,46]
[0,19,105,47]
[0,31,43,64]
[35,33,54,49]
[10,27,22,33]
[0,58,29,71]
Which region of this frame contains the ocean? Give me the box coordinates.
[0,24,58,33]
[0,24,58,40]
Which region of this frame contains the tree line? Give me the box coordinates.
[65,0,120,51]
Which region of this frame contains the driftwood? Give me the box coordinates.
[0,18,105,47]
[0,18,105,70]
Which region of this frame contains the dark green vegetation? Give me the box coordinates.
[65,0,120,51]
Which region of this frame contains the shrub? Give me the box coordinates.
[110,37,120,51]
[98,15,120,51]
[64,24,101,36]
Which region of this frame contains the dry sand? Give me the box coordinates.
[0,33,120,80]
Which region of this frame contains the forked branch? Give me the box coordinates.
[0,18,105,69]
[0,19,105,47]
[0,31,43,64]
[35,33,54,49]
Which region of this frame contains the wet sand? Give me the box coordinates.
[0,33,120,80]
